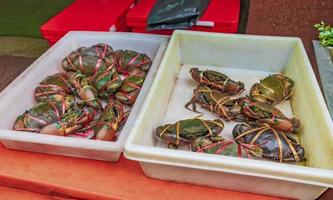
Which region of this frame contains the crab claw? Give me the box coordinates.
[94,100,124,141]
[41,122,79,136]
[115,90,140,105]
[259,117,300,133]
[41,107,96,136]
[226,81,245,95]
[190,68,244,94]
[95,120,119,141]
[69,71,102,110]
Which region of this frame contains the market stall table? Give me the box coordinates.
[0,185,49,200]
[0,143,289,199]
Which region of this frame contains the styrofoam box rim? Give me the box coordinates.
[0,31,169,155]
[124,30,333,187]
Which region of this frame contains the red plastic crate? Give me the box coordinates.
[126,0,241,34]
[41,0,134,44]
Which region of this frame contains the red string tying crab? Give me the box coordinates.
[13,43,153,141]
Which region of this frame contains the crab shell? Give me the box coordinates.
[156,118,225,148]
[249,74,294,105]
[34,73,72,102]
[40,107,96,136]
[190,68,244,94]
[13,95,75,132]
[115,70,146,105]
[69,71,102,110]
[191,136,263,159]
[114,50,152,75]
[239,97,300,133]
[186,85,249,121]
[233,123,305,162]
[62,43,115,77]
[91,66,122,99]
[94,100,124,141]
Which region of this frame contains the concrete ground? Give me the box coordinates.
[0,55,35,91]
[246,0,333,83]
[0,37,48,91]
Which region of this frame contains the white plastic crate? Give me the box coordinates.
[125,30,333,199]
[0,31,169,161]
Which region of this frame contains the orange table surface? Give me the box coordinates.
[0,143,288,200]
[0,185,50,200]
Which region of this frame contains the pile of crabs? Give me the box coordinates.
[156,68,305,163]
[13,43,152,141]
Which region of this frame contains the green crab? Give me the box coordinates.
[13,95,75,132]
[40,107,96,136]
[239,97,300,133]
[94,100,125,141]
[62,43,115,78]
[156,118,224,149]
[249,74,294,105]
[34,73,72,102]
[91,66,122,100]
[185,85,249,121]
[69,71,102,110]
[191,136,263,159]
[190,68,245,94]
[114,50,152,75]
[115,70,146,105]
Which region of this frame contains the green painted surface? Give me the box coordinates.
[0,0,74,38]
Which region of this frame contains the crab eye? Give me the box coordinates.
[202,95,209,103]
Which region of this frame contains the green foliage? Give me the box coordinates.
[314,21,333,47]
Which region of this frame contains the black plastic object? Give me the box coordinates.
[147,0,210,31]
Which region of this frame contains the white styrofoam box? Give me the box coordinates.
[124,30,333,199]
[0,31,169,161]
